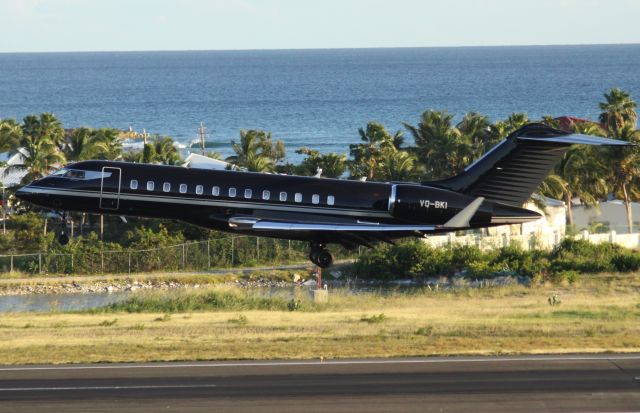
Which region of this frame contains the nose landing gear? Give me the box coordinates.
[309,243,333,268]
[57,231,69,245]
[56,211,69,245]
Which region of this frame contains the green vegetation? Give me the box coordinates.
[352,238,640,282]
[0,275,639,364]
[101,288,296,313]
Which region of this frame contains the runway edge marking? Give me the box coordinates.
[1,355,639,371]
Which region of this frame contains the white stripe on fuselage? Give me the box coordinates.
[22,186,391,219]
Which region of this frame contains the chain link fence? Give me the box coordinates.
[0,236,352,275]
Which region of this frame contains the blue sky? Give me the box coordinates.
[0,0,638,52]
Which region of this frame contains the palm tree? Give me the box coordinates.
[4,136,66,184]
[403,111,470,180]
[227,130,276,172]
[295,148,347,178]
[148,135,180,165]
[91,128,123,160]
[504,113,529,132]
[350,122,402,180]
[39,112,65,148]
[456,112,499,158]
[0,119,22,153]
[606,123,640,233]
[64,127,96,161]
[21,113,64,148]
[379,150,420,182]
[599,88,637,133]
[540,146,609,226]
[571,121,607,137]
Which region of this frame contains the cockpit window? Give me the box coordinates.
[52,168,110,180]
[66,170,85,179]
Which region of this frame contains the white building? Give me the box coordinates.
[0,149,28,188]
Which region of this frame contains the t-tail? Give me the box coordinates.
[430,123,631,207]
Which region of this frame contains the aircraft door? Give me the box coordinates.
[99,167,122,210]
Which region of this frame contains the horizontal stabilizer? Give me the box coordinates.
[517,134,632,146]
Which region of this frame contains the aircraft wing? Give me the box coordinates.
[227,197,484,247]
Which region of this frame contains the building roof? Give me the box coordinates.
[182,153,237,171]
[0,150,28,187]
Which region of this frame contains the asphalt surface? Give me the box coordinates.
[0,355,639,412]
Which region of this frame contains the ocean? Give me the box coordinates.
[0,44,639,162]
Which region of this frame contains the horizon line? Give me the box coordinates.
[1,42,639,55]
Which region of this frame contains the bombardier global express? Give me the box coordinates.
[16,123,630,267]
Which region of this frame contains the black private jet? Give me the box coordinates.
[16,124,630,267]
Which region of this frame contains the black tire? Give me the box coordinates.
[316,250,333,268]
[58,233,69,245]
[309,250,319,265]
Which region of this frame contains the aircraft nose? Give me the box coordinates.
[15,185,35,202]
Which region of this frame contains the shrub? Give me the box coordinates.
[360,313,387,323]
[611,251,640,272]
[549,270,580,284]
[549,239,620,273]
[227,314,248,325]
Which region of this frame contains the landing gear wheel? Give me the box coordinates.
[309,250,319,264]
[309,243,333,268]
[315,250,333,268]
[58,231,69,245]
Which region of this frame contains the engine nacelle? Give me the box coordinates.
[389,184,493,225]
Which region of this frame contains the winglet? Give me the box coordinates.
[443,197,484,228]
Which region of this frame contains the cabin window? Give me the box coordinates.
[294,193,302,203]
[327,195,335,206]
[244,189,252,199]
[179,184,187,194]
[262,190,270,200]
[228,187,236,197]
[130,179,138,190]
[146,181,154,191]
[163,182,171,192]
[312,194,320,204]
[212,186,220,196]
[196,185,203,195]
[279,192,287,202]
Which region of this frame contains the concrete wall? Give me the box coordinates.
[424,229,640,251]
[572,201,640,233]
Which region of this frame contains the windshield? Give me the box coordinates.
[51,169,111,180]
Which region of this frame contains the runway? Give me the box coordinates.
[0,355,639,412]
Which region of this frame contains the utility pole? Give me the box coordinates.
[1,185,5,236]
[199,122,206,156]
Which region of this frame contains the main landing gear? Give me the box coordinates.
[309,243,333,268]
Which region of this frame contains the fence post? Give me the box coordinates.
[10,255,13,272]
[38,253,42,274]
[182,243,186,269]
[207,240,211,269]
[257,237,260,262]
[231,237,235,266]
[71,254,74,273]
[128,251,131,273]
[101,252,104,274]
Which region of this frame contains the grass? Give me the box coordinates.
[0,274,638,364]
